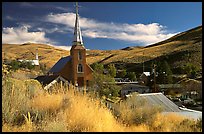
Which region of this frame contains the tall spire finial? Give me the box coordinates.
[72,2,83,45]
[76,2,78,15]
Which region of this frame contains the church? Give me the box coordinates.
[36,3,93,89]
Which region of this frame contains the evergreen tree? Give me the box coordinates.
[157,60,173,84]
[90,72,121,98]
[107,64,116,78]
[91,63,104,74]
[127,72,137,81]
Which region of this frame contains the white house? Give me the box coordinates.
[18,48,39,66]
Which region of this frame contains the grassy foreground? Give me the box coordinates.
[2,77,202,132]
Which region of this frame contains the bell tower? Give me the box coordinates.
[70,2,87,87]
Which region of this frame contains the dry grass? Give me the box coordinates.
[3,36,201,69]
[2,76,202,132]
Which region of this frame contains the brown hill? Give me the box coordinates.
[2,26,202,74]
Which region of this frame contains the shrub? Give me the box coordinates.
[89,72,121,98]
[2,76,202,132]
[2,77,42,125]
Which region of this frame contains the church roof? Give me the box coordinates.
[49,56,71,73]
[35,74,60,86]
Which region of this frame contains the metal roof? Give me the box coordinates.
[136,93,181,112]
[162,107,202,120]
[49,56,71,73]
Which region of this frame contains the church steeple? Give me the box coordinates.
[72,2,83,45]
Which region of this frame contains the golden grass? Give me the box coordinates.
[2,77,202,132]
[30,93,64,112]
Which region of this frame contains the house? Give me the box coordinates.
[156,84,183,95]
[18,48,39,66]
[178,78,202,100]
[120,84,150,98]
[139,72,151,85]
[126,92,202,120]
[35,3,93,90]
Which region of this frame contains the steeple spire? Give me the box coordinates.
[72,2,83,45]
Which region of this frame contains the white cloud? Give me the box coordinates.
[2,25,55,45]
[45,12,178,45]
[51,45,72,51]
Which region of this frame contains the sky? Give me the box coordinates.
[2,2,202,50]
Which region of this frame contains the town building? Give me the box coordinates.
[35,3,93,89]
[18,48,39,66]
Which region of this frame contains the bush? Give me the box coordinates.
[89,72,121,98]
[2,76,202,132]
[2,77,43,125]
[7,60,35,71]
[9,60,21,71]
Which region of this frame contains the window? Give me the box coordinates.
[78,64,83,72]
[78,51,82,60]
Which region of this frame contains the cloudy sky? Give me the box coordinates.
[2,2,202,50]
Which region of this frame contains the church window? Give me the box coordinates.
[78,51,82,60]
[78,64,83,73]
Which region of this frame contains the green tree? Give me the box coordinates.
[90,72,121,98]
[182,63,199,78]
[20,61,34,70]
[126,72,137,81]
[157,60,173,84]
[9,60,21,71]
[107,64,116,78]
[91,63,104,74]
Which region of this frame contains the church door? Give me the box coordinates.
[77,77,84,87]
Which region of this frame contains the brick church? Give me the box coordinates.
[36,3,93,89]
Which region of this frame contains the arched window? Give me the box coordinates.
[78,64,83,72]
[78,51,82,60]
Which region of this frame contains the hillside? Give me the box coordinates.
[2,25,202,75]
